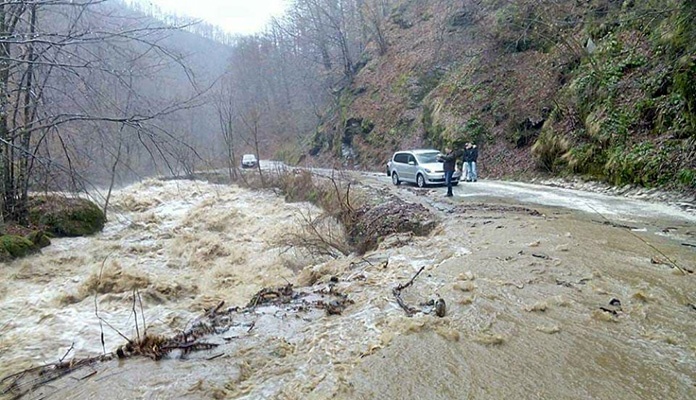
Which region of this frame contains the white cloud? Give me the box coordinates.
[140,0,287,34]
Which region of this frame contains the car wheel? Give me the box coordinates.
[452,182,459,187]
[391,172,400,185]
[416,174,426,188]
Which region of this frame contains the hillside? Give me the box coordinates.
[306,0,695,190]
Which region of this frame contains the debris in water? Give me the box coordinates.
[324,299,345,315]
[1,281,355,398]
[435,298,447,317]
[0,353,114,397]
[555,279,573,288]
[392,266,426,316]
[594,220,638,230]
[650,256,669,265]
[599,298,622,316]
[246,283,299,309]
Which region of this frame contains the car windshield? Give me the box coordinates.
[416,152,439,164]
[243,155,255,161]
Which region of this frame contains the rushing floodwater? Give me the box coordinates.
[1,178,695,399]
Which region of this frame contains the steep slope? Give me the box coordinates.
[308,0,695,190]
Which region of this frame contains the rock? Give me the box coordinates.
[585,37,597,54]
[25,230,51,249]
[435,298,447,317]
[599,298,623,315]
[449,10,472,27]
[28,196,106,237]
[0,235,37,260]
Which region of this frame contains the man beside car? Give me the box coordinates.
[438,147,457,197]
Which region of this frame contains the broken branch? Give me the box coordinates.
[392,266,426,316]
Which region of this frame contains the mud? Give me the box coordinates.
[1,175,695,399]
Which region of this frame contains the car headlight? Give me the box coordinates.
[424,168,431,173]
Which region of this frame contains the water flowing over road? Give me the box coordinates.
[1,172,694,399]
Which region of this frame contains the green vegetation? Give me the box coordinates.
[28,196,106,237]
[422,104,445,148]
[0,235,36,261]
[531,0,695,189]
[26,230,51,249]
[491,1,556,53]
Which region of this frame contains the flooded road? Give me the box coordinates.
[1,174,695,399]
[365,171,695,223]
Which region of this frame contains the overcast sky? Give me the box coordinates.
[139,0,288,35]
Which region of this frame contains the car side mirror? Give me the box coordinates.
[408,160,416,166]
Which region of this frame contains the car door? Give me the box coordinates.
[404,153,417,182]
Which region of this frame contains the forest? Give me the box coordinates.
[1,0,694,228]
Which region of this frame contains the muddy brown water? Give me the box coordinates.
[1,177,694,399]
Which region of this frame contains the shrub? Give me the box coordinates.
[531,127,570,172]
[28,196,106,237]
[26,230,51,249]
[0,235,36,260]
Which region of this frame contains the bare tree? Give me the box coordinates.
[0,0,203,223]
[361,0,390,55]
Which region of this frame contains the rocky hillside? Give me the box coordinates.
[307,0,695,190]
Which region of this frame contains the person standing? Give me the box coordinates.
[462,143,471,181]
[464,143,478,182]
[439,147,457,197]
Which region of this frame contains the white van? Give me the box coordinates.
[387,149,461,187]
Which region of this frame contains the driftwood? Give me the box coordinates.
[1,283,351,398]
[392,266,426,316]
[246,283,299,309]
[0,354,113,399]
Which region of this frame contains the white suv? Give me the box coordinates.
[387,149,461,187]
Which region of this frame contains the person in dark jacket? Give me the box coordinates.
[464,143,479,182]
[439,147,457,197]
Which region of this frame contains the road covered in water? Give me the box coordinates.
[1,171,694,399]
